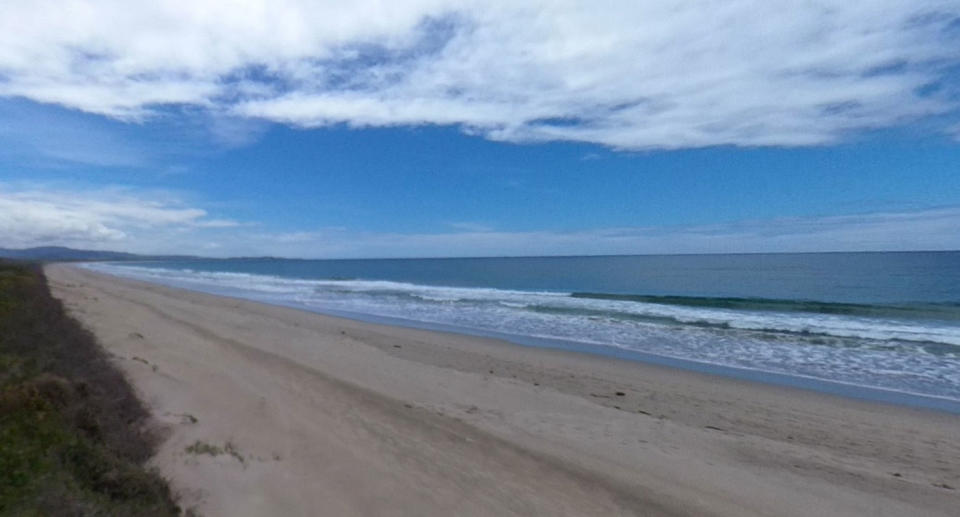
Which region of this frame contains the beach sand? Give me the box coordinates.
[46,264,959,516]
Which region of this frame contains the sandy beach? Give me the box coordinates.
[46,264,960,516]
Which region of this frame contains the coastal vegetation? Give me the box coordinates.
[184,440,245,465]
[0,261,180,516]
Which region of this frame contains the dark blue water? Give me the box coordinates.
[88,251,960,406]
[120,252,960,304]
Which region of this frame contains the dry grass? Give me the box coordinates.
[185,440,245,465]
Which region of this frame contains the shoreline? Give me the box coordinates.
[83,262,960,413]
[47,264,960,516]
[270,304,960,414]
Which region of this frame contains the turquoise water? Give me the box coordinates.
[87,252,960,404]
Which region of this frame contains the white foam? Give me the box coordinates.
[85,262,960,400]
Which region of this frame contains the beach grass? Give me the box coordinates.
[0,261,180,516]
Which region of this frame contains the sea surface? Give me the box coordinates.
[85,252,960,406]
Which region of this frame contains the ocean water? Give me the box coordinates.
[85,252,960,405]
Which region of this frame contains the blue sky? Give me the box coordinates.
[1,1,959,257]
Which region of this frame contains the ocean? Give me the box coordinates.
[85,252,960,407]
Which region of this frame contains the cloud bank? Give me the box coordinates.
[1,1,958,148]
[246,208,960,258]
[0,184,237,249]
[3,184,958,257]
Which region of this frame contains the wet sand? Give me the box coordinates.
[47,264,960,516]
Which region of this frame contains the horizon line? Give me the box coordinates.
[6,246,957,262]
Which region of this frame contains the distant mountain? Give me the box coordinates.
[0,246,200,262]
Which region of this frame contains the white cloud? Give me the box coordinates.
[241,207,960,258]
[0,184,238,248]
[0,1,957,148]
[2,182,957,256]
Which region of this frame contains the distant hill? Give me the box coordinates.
[0,246,200,262]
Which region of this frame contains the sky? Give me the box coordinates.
[1,0,959,258]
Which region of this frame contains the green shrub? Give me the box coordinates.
[0,262,181,516]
